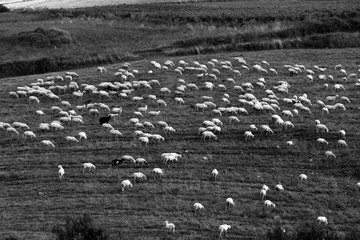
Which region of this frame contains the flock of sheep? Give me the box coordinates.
[2,53,360,238]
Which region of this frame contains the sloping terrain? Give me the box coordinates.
[0,48,360,239]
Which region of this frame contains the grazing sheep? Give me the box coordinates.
[35,110,45,116]
[264,200,276,208]
[22,131,36,139]
[120,155,136,164]
[325,151,336,159]
[66,136,79,144]
[337,140,348,148]
[298,174,308,187]
[78,132,87,142]
[339,130,346,139]
[275,183,284,192]
[219,224,231,239]
[260,188,269,200]
[212,169,219,180]
[316,124,329,133]
[58,165,65,180]
[130,172,147,182]
[193,202,205,212]
[111,158,125,167]
[99,115,112,125]
[225,198,235,212]
[229,116,240,124]
[317,216,328,225]
[244,131,254,141]
[121,179,133,192]
[135,158,149,166]
[201,131,217,141]
[41,140,55,148]
[83,163,96,173]
[152,168,164,178]
[317,138,329,147]
[29,96,40,104]
[164,221,175,234]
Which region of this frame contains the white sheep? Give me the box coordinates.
[41,140,55,148]
[264,200,276,208]
[219,224,231,238]
[135,158,148,166]
[356,182,360,191]
[337,140,348,148]
[317,216,328,225]
[121,179,133,192]
[339,130,346,139]
[130,172,147,182]
[325,151,336,159]
[298,174,308,187]
[66,136,79,144]
[83,163,96,173]
[275,183,284,192]
[225,198,235,212]
[58,165,65,180]
[229,116,240,124]
[152,168,164,178]
[201,131,217,141]
[164,221,175,234]
[193,202,205,212]
[29,96,40,104]
[78,132,87,142]
[244,131,254,141]
[316,124,329,133]
[35,110,45,116]
[260,188,269,200]
[22,131,36,139]
[317,138,329,147]
[212,169,219,180]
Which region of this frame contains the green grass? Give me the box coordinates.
[1,48,360,239]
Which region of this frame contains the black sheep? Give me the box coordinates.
[99,115,111,125]
[111,158,125,167]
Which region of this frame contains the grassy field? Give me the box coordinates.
[0,0,359,77]
[1,48,360,239]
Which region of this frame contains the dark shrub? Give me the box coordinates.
[0,4,10,13]
[52,213,108,240]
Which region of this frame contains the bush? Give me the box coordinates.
[52,213,108,240]
[0,4,10,13]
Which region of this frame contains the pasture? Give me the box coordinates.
[1,48,360,240]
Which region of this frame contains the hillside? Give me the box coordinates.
[1,48,360,239]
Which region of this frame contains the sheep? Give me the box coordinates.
[193,202,205,212]
[152,168,164,178]
[130,172,147,182]
[174,97,185,105]
[135,158,149,166]
[298,174,308,187]
[110,129,123,138]
[121,179,133,192]
[225,198,235,212]
[212,169,219,180]
[29,96,40,104]
[201,131,217,141]
[229,116,240,124]
[264,200,276,208]
[148,110,161,117]
[164,221,175,234]
[66,136,79,144]
[356,182,360,192]
[111,158,125,167]
[325,151,336,159]
[120,155,136,164]
[262,185,270,192]
[260,187,269,200]
[35,110,45,116]
[138,136,150,145]
[195,103,208,111]
[41,140,55,148]
[83,163,96,173]
[99,115,112,125]
[317,138,329,147]
[58,165,65,180]
[219,224,231,238]
[275,183,284,192]
[22,131,36,140]
[317,216,328,225]
[316,124,329,133]
[244,131,254,141]
[78,132,87,142]
[337,140,348,148]
[339,130,346,139]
